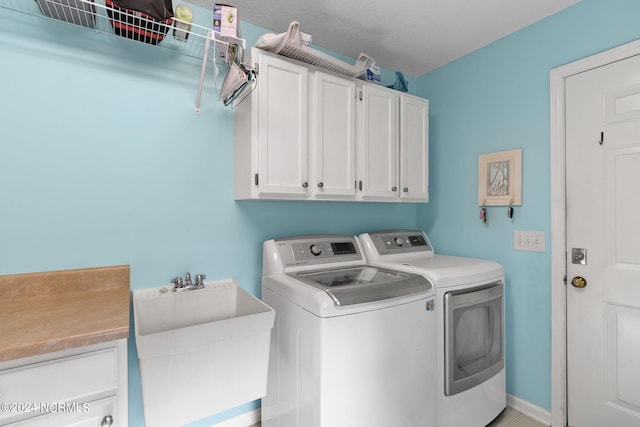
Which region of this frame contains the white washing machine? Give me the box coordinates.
[359,230,506,427]
[261,235,437,427]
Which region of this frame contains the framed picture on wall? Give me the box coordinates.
[478,148,522,206]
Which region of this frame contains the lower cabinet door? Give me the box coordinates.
[6,396,117,427]
[0,348,118,425]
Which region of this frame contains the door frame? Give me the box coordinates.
[550,38,640,427]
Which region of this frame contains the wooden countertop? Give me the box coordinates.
[0,265,130,362]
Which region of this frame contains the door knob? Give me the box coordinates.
[571,276,587,288]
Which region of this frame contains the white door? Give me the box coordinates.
[400,95,429,202]
[359,84,398,200]
[311,71,356,198]
[257,53,309,197]
[566,53,640,426]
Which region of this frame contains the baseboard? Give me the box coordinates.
[507,394,552,426]
[212,409,260,427]
[212,397,549,427]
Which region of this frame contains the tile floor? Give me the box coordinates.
[488,407,548,427]
[250,407,548,427]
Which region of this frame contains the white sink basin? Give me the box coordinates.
[134,279,273,357]
[133,279,275,427]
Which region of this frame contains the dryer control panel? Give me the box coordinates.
[365,230,435,256]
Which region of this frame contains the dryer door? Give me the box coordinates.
[444,281,504,396]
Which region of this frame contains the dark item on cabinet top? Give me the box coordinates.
[35,0,97,28]
[106,0,174,45]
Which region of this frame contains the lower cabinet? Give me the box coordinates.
[0,340,127,426]
[6,397,116,427]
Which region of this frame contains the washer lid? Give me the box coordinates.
[289,266,432,306]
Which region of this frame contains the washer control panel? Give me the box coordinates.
[291,241,358,260]
[274,235,363,267]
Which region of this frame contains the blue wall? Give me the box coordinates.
[5,0,640,424]
[417,0,640,412]
[0,5,417,427]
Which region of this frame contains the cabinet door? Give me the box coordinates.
[7,397,117,427]
[311,72,356,198]
[400,95,429,202]
[360,84,398,200]
[257,53,309,197]
[0,348,117,425]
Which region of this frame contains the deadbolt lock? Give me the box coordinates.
[571,276,587,288]
[572,248,587,265]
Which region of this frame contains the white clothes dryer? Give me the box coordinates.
[261,235,437,427]
[359,230,506,427]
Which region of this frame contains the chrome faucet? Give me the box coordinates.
[195,274,206,287]
[172,273,206,292]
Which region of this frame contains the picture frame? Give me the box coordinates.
[478,148,522,206]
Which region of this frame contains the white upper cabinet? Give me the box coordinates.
[358,86,429,202]
[311,71,357,199]
[235,50,309,199]
[256,52,309,197]
[400,95,429,202]
[235,48,428,203]
[359,84,399,200]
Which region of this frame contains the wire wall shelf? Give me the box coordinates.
[256,21,375,79]
[0,0,246,111]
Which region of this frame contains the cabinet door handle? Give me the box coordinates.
[101,415,114,426]
[403,187,409,192]
[392,186,398,192]
[302,182,309,188]
[317,182,324,188]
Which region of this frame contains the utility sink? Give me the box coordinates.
[134,278,274,357]
[133,279,275,427]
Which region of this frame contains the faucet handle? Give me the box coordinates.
[171,276,184,288]
[195,274,206,286]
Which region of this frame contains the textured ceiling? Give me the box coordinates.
[186,0,580,77]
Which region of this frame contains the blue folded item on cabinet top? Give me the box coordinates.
[366,63,381,84]
[386,71,409,93]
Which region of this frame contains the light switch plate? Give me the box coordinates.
[514,231,545,252]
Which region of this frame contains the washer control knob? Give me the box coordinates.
[394,237,404,246]
[310,244,322,256]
